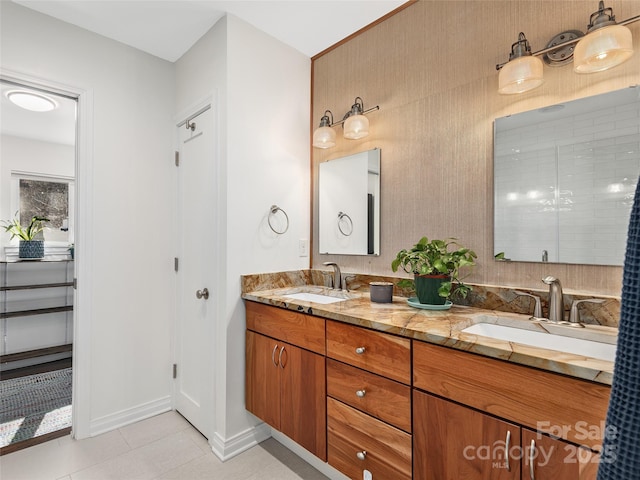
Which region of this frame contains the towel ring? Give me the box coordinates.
[337,211,353,236]
[268,205,289,235]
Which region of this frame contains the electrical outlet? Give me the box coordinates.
[363,470,372,480]
[298,238,309,257]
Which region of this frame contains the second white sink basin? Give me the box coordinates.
[462,322,617,362]
[284,292,347,304]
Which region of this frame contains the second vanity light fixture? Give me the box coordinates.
[497,1,639,95]
[312,96,380,149]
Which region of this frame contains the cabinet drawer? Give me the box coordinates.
[245,301,325,355]
[413,341,611,450]
[327,359,411,433]
[327,397,412,480]
[326,321,411,384]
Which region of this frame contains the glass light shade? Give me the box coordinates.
[6,91,57,111]
[498,56,544,95]
[574,25,633,73]
[312,125,336,148]
[343,114,369,139]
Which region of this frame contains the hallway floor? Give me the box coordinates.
[0,411,330,480]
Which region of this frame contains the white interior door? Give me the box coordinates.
[175,105,215,437]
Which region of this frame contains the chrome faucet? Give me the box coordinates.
[542,276,564,323]
[569,298,605,324]
[514,291,542,319]
[323,262,342,290]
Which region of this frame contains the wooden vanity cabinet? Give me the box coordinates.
[326,320,412,480]
[414,390,521,480]
[413,341,608,480]
[245,302,326,460]
[522,429,599,480]
[413,392,600,480]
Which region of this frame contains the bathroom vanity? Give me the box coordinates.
[243,283,613,480]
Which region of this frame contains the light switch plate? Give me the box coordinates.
[298,238,309,257]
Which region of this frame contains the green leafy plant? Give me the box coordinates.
[2,213,50,241]
[391,236,477,299]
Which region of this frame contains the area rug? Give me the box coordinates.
[0,368,72,448]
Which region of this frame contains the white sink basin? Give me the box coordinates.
[462,322,616,362]
[284,292,347,304]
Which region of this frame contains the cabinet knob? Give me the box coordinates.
[355,347,366,355]
[356,451,367,461]
[356,389,366,398]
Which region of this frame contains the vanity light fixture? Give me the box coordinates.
[6,90,57,112]
[574,1,634,73]
[312,96,379,148]
[496,1,639,94]
[312,110,336,149]
[343,97,370,139]
[498,33,545,95]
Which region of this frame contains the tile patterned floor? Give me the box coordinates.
[0,411,331,480]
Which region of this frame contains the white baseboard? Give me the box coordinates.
[210,422,271,461]
[270,430,350,480]
[89,395,172,437]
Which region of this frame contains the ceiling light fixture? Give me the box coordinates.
[6,90,57,112]
[496,1,639,95]
[312,97,379,149]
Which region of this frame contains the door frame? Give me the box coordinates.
[173,94,218,441]
[0,68,94,439]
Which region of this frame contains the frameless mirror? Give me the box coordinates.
[319,148,380,255]
[494,86,640,266]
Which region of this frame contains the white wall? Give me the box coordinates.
[175,13,311,457]
[0,134,75,249]
[225,12,310,444]
[1,2,176,436]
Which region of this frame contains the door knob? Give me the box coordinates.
[196,288,209,300]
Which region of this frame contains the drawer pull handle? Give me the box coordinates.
[505,430,511,472]
[529,439,536,480]
[271,344,279,367]
[356,451,367,461]
[355,347,366,355]
[356,389,366,398]
[278,346,286,369]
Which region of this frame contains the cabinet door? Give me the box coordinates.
[522,429,599,480]
[245,331,281,428]
[280,342,327,460]
[414,390,521,480]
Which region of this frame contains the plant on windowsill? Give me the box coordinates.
[391,236,477,305]
[1,213,50,259]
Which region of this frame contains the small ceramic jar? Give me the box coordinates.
[369,281,393,303]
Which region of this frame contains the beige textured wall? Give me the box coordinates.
[312,0,640,296]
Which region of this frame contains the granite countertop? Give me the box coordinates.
[242,285,616,386]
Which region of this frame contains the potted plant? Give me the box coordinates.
[2,213,50,259]
[391,236,477,305]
